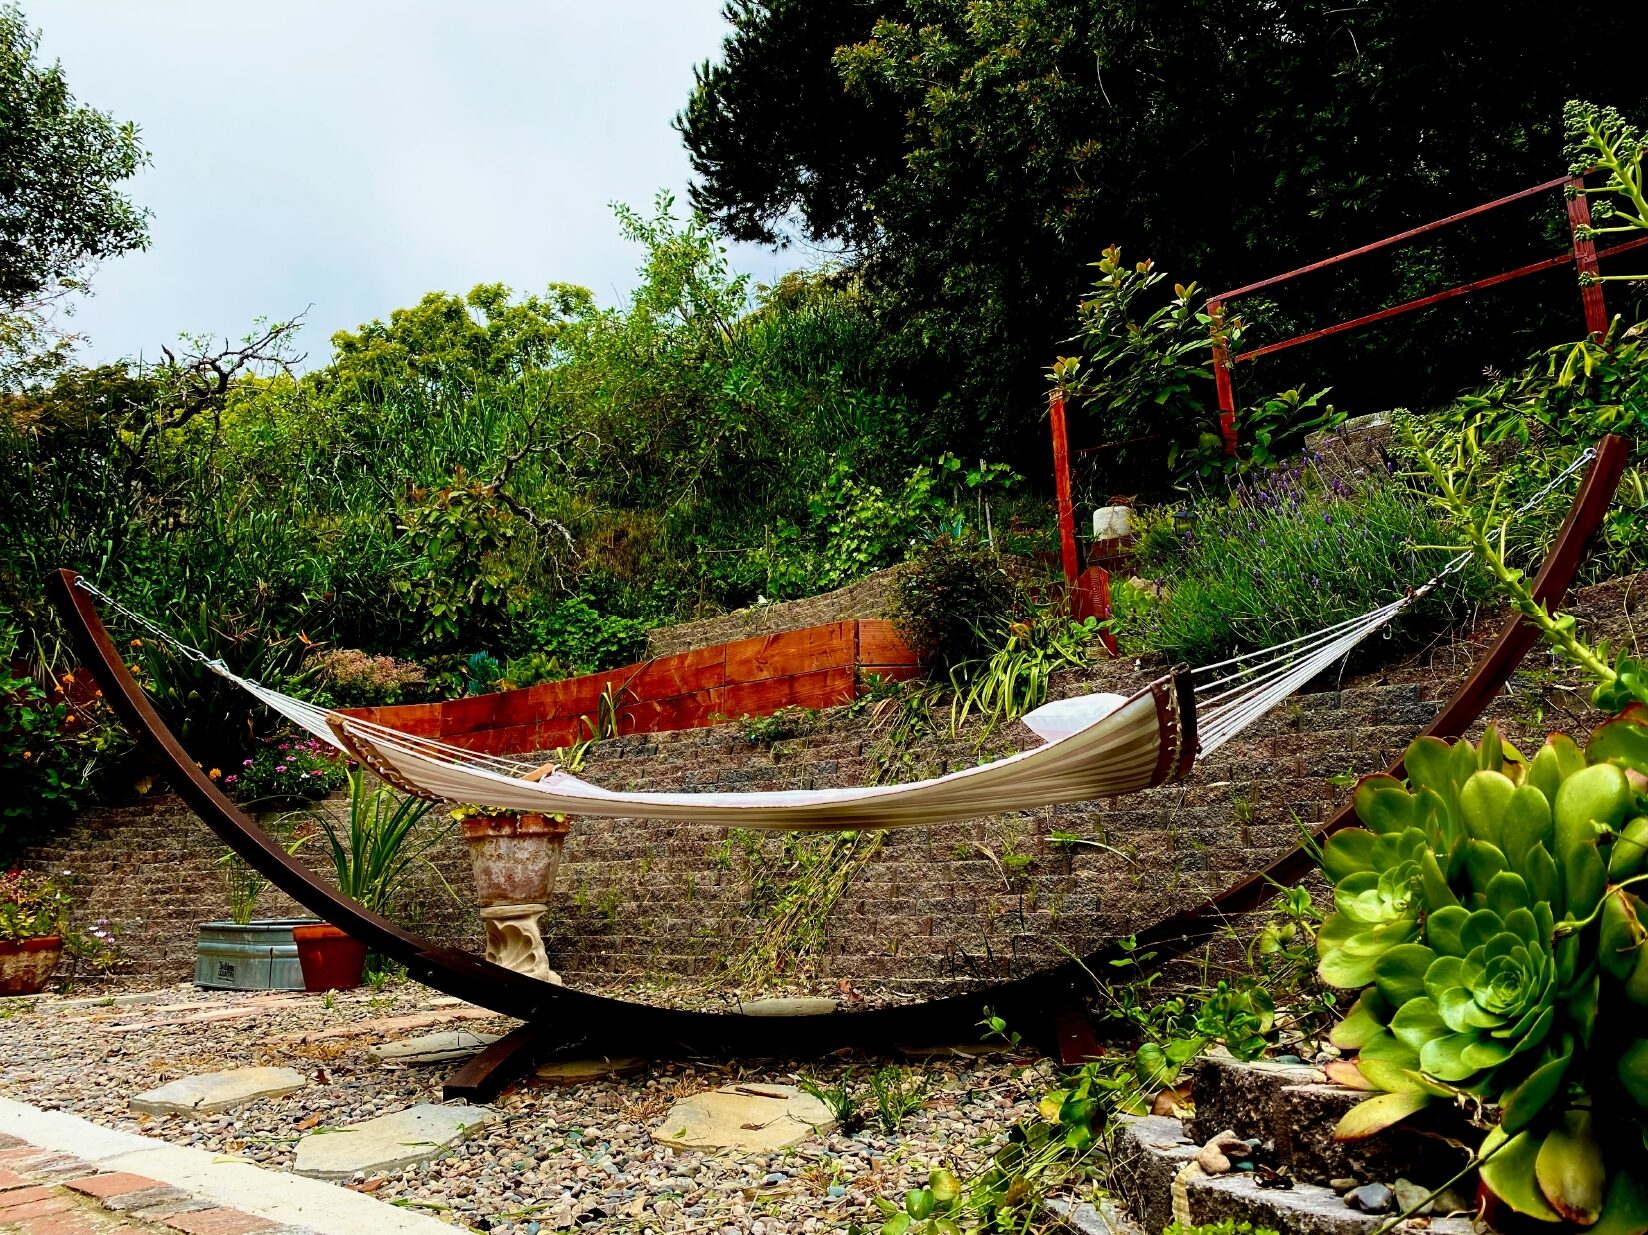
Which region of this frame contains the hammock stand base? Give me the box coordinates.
[44,434,1627,1101]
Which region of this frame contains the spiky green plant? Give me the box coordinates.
[306,771,446,917]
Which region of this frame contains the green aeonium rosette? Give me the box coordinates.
[1318,718,1648,1229]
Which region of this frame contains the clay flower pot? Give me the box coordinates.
[0,936,63,996]
[290,923,367,991]
[459,812,569,907]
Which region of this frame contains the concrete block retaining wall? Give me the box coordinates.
[22,573,1645,996]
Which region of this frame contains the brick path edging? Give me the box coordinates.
[0,1137,307,1235]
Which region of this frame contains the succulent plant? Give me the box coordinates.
[1319,716,1648,1229]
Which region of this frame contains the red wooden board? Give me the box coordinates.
[338,619,921,755]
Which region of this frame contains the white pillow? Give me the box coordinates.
[1020,692,1128,743]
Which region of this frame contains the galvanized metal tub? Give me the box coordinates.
[194,919,318,990]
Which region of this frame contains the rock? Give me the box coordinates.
[1345,1183,1395,1214]
[534,1056,647,1085]
[1195,1130,1250,1175]
[366,1029,501,1065]
[731,997,838,1017]
[1392,1178,1433,1216]
[130,1066,308,1114]
[292,1102,498,1179]
[1328,1178,1359,1194]
[651,1084,835,1153]
[1196,1145,1232,1174]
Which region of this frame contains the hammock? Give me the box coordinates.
[73,450,1592,832]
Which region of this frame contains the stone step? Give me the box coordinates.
[1187,1056,1480,1190]
[1113,1114,1474,1235]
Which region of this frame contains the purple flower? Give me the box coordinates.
[274,765,288,773]
[225,775,238,784]
[242,759,253,767]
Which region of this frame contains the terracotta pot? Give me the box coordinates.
[0,936,63,996]
[290,923,367,991]
[460,811,570,907]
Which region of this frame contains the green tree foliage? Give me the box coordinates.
[679,1,1648,455]
[0,196,1025,829]
[0,4,148,381]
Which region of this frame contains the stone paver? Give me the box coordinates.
[364,1032,498,1066]
[732,996,838,1017]
[531,1057,645,1086]
[65,1175,166,1200]
[0,1196,76,1221]
[290,1104,497,1180]
[130,1070,307,1117]
[650,1084,835,1153]
[159,1208,276,1235]
[272,1010,495,1045]
[0,1186,61,1210]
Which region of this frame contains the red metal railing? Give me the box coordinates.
[1208,172,1648,454]
[1046,168,1648,641]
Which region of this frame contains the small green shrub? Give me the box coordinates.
[949,606,1097,733]
[738,705,821,745]
[891,535,1024,676]
[1163,1222,1279,1235]
[226,735,349,806]
[2,641,86,837]
[297,769,445,917]
[306,648,429,707]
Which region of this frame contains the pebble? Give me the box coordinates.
[5,982,1054,1235]
[1329,1177,1359,1194]
[1346,1182,1395,1214]
[1392,1178,1433,1215]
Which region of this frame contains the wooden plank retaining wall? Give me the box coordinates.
[339,619,921,755]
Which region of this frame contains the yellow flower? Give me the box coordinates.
[208,768,221,780]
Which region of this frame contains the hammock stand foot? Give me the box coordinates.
[444,1022,550,1103]
[1054,1006,1102,1066]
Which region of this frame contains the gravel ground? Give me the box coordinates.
[0,981,1057,1234]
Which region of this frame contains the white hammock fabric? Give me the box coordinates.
[75,446,1591,833]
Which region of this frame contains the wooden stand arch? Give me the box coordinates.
[45,434,1627,1098]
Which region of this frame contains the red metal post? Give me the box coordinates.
[1209,300,1237,456]
[1049,387,1080,591]
[1566,176,1610,340]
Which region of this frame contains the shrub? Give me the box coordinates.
[226,734,349,806]
[1119,459,1479,666]
[2,645,84,838]
[307,648,429,707]
[891,535,1024,676]
[0,867,70,939]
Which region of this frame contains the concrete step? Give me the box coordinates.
[1113,1114,1474,1235]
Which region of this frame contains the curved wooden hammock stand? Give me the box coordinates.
[46,434,1629,1100]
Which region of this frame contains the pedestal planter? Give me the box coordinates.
[195,919,316,990]
[460,812,568,982]
[290,923,367,991]
[0,936,63,996]
[459,811,569,906]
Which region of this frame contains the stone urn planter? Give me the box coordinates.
[457,810,569,984]
[0,936,63,996]
[194,918,317,991]
[458,810,570,906]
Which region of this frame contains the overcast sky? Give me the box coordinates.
[33,1,795,368]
